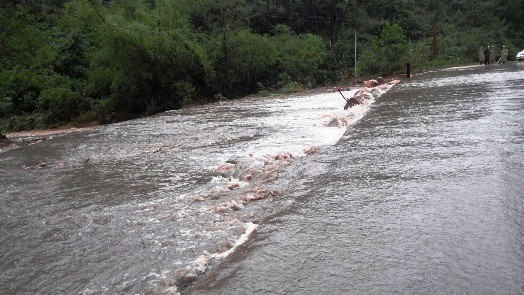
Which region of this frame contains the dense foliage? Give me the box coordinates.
[1,0,523,132]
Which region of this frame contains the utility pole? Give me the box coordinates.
[222,10,227,65]
[221,2,228,94]
[354,29,357,77]
[266,0,270,34]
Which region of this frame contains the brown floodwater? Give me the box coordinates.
[1,63,523,295]
[187,63,524,294]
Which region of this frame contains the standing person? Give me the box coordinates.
[499,45,508,64]
[484,47,490,65]
[479,46,485,65]
[489,46,496,64]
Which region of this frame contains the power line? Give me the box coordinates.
[85,0,105,23]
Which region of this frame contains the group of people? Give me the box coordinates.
[479,45,508,65]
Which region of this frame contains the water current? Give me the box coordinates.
[0,75,390,294]
[1,63,523,294]
[187,63,524,294]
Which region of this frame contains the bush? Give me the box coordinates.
[88,20,211,120]
[271,25,327,86]
[38,87,84,124]
[206,29,277,97]
[277,81,301,94]
[359,23,409,76]
[0,97,14,118]
[2,114,46,132]
[324,30,356,80]
[0,66,40,115]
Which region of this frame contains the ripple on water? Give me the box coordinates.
[0,81,400,294]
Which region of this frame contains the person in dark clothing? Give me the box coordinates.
[484,47,490,65]
[479,46,485,65]
[499,46,508,64]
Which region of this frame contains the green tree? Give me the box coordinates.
[271,25,327,87]
[80,0,211,121]
[359,23,409,76]
[2,0,524,132]
[207,29,277,96]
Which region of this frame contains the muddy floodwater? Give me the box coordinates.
[2,63,524,294]
[187,63,524,294]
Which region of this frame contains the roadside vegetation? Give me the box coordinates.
[1,0,523,133]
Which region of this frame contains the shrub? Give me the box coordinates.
[0,66,40,115]
[359,23,409,76]
[38,87,84,124]
[207,29,277,97]
[2,114,46,132]
[88,21,211,120]
[271,25,327,86]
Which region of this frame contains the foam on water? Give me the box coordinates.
[133,86,388,293]
[1,81,399,295]
[146,82,399,291]
[242,90,361,158]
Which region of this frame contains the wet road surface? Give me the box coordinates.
[187,63,524,294]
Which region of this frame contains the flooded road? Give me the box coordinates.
[187,64,524,294]
[1,77,385,294]
[1,63,523,294]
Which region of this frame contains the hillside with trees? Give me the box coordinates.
[1,0,523,133]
